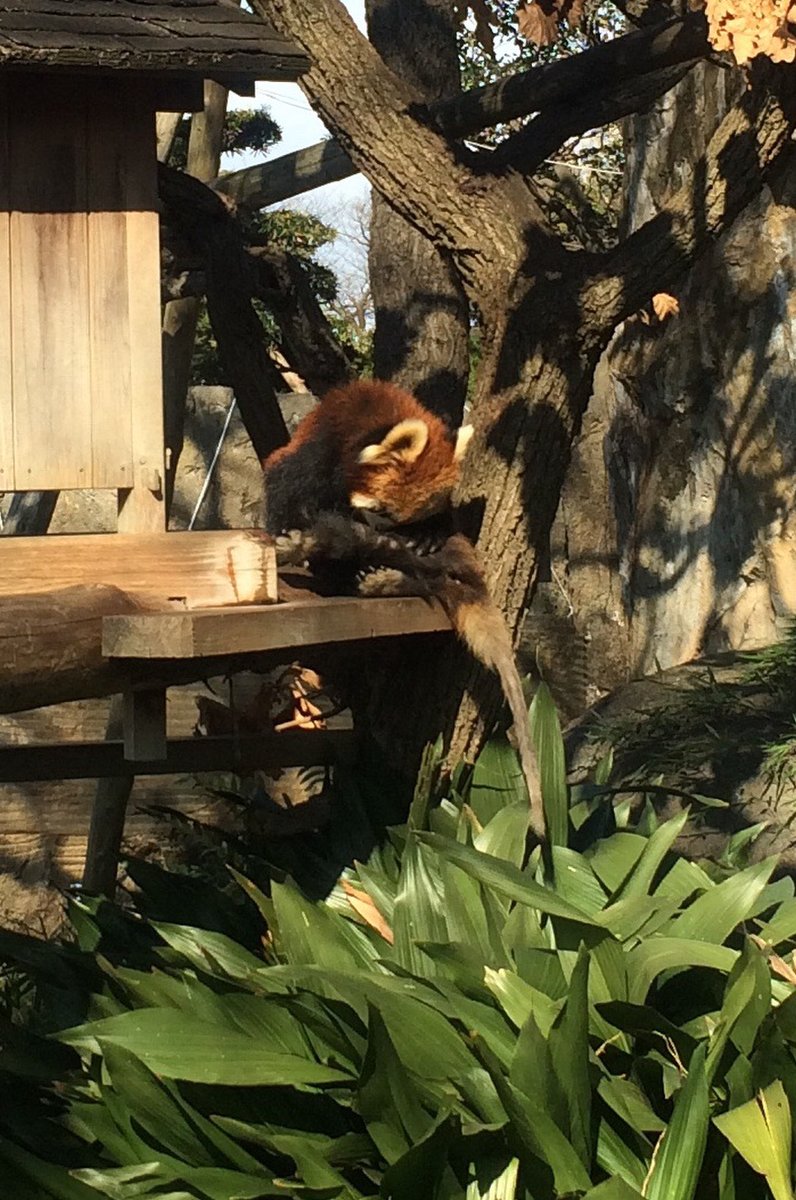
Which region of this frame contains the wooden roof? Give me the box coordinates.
[0,0,310,82]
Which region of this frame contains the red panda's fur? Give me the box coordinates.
[263,380,465,531]
[265,381,546,843]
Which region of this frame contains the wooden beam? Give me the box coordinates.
[0,530,277,608]
[215,138,356,209]
[103,595,451,659]
[0,729,352,782]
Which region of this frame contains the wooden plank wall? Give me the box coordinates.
[0,76,163,497]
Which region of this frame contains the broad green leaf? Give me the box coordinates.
[381,1112,457,1200]
[597,1077,665,1134]
[645,1043,709,1200]
[417,833,594,923]
[530,682,568,847]
[464,1156,519,1200]
[757,896,796,946]
[100,1043,217,1168]
[73,1162,282,1200]
[476,1039,592,1194]
[583,1180,644,1200]
[549,847,608,916]
[510,1011,566,1131]
[0,1134,97,1199]
[707,939,770,1082]
[474,803,529,868]
[440,861,493,964]
[613,811,689,901]
[626,938,738,1004]
[548,945,591,1167]
[357,1005,434,1164]
[58,1008,351,1086]
[595,1115,648,1190]
[484,967,560,1035]
[664,859,777,944]
[151,922,264,980]
[713,1081,794,1200]
[272,879,379,971]
[392,837,448,976]
[585,833,646,893]
[470,738,526,826]
[653,857,712,906]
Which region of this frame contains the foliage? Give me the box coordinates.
[191,207,338,387]
[3,689,796,1196]
[595,621,796,789]
[170,107,282,172]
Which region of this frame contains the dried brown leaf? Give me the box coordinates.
[517,0,560,46]
[341,880,395,944]
[652,292,680,320]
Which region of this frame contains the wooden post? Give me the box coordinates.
[82,696,129,897]
[122,688,167,762]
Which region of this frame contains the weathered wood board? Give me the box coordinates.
[0,530,277,607]
[103,595,451,659]
[0,77,164,505]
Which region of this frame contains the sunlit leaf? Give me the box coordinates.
[714,1081,794,1200]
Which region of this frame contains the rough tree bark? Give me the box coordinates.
[365,0,470,424]
[257,0,796,778]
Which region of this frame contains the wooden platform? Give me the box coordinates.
[103,594,451,659]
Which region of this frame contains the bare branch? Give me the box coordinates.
[217,14,710,210]
[486,63,694,176]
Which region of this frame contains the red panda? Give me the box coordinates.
[263,380,545,842]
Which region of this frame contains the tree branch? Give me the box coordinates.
[586,64,796,335]
[485,63,694,176]
[428,13,708,139]
[249,247,355,395]
[218,13,710,210]
[250,0,547,281]
[158,163,289,461]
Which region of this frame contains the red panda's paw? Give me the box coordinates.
[274,529,311,567]
[357,566,421,598]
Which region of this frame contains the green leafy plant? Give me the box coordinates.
[2,685,796,1197]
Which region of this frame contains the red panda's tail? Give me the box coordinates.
[447,596,546,844]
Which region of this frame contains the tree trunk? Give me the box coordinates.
[365,0,469,424]
[258,0,796,782]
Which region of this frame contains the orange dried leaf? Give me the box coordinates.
[652,292,680,320]
[517,0,560,45]
[341,880,394,944]
[564,0,586,27]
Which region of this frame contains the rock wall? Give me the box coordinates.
[550,64,796,699]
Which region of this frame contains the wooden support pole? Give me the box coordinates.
[82,695,130,898]
[123,688,167,761]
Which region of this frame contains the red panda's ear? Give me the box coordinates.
[357,419,429,465]
[454,425,474,461]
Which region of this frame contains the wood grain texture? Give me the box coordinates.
[0,80,12,490]
[103,595,451,659]
[0,0,309,80]
[0,531,278,607]
[9,85,92,489]
[117,103,166,530]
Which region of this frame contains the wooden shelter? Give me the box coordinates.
[0,1,451,895]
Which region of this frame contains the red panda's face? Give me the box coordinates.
[346,419,473,525]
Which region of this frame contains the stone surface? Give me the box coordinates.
[548,63,796,700]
